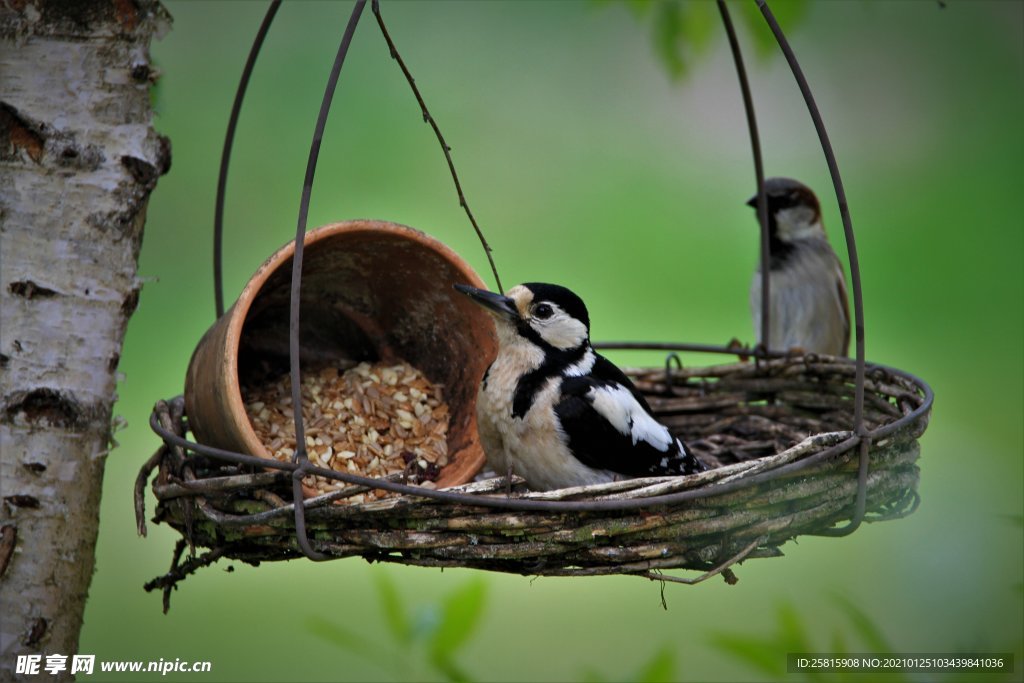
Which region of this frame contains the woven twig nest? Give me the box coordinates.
[139,354,929,592]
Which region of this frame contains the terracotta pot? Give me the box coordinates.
[184,220,496,492]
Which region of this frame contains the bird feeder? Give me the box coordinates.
[135,0,932,606]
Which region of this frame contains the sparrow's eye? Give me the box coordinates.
[534,303,554,320]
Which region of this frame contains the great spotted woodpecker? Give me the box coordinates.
[455,282,705,491]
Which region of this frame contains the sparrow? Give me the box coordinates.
[748,177,850,356]
[455,282,706,491]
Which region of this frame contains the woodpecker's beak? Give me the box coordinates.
[454,284,518,321]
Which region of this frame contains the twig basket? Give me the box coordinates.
[141,355,929,593]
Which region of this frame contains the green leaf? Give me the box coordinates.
[652,1,685,79]
[684,1,717,57]
[830,628,848,656]
[429,578,487,656]
[737,0,811,59]
[710,602,820,680]
[431,655,473,683]
[626,0,656,19]
[427,578,487,682]
[710,634,787,678]
[831,594,894,655]
[766,0,811,34]
[305,615,395,670]
[374,570,412,646]
[777,602,814,653]
[632,646,676,683]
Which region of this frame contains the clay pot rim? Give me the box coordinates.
[222,218,493,469]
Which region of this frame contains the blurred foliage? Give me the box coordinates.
[307,572,486,682]
[310,572,681,683]
[582,645,678,683]
[712,593,1024,683]
[596,0,810,79]
[312,572,1023,683]
[711,597,909,683]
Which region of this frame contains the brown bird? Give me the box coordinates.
[748,177,850,356]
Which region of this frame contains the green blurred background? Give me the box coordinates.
[79,1,1022,681]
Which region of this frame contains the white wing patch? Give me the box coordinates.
[587,384,673,452]
[564,349,596,377]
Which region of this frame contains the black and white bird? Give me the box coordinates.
[748,177,850,357]
[455,282,706,491]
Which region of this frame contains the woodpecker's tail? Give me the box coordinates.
[675,439,706,475]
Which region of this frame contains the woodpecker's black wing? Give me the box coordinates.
[554,375,704,478]
[590,353,655,413]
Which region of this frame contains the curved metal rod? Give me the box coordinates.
[214,0,282,319]
[813,436,870,537]
[717,0,770,356]
[756,0,866,434]
[287,0,368,561]
[756,0,871,538]
[594,340,784,357]
[371,0,504,294]
[663,352,682,396]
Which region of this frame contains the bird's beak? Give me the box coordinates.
[745,193,759,208]
[454,284,519,321]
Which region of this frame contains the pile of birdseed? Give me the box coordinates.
[244,361,450,504]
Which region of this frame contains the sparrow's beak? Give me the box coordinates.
[454,284,518,321]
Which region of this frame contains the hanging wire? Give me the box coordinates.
[755,0,869,536]
[370,0,504,293]
[716,0,771,358]
[287,0,368,561]
[213,0,282,320]
[662,352,682,396]
[755,0,865,429]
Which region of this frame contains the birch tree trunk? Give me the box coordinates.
[0,1,170,679]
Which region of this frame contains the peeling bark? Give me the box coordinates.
[0,1,171,679]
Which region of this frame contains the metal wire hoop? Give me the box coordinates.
[214,0,281,320]
[183,1,888,563]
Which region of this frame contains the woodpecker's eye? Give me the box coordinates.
[534,303,554,320]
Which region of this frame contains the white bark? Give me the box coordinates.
[0,2,170,679]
